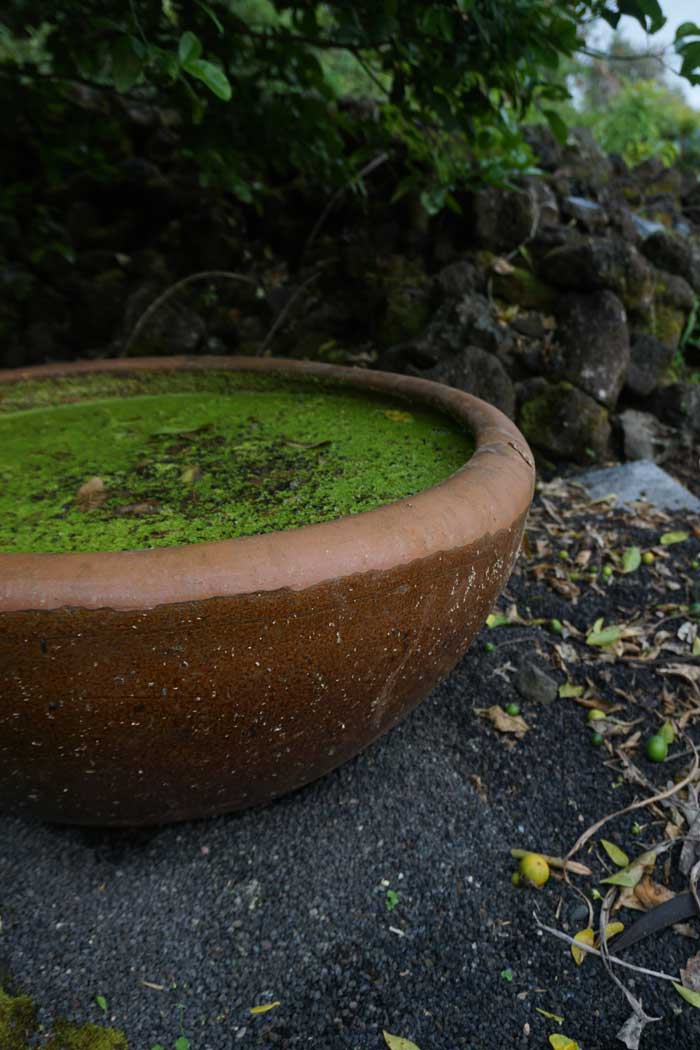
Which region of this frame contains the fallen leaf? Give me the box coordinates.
[559,683,584,698]
[634,875,675,910]
[549,1034,579,1049]
[76,476,106,510]
[680,954,700,993]
[660,531,689,546]
[673,982,700,1008]
[492,256,516,275]
[179,465,202,484]
[595,921,624,947]
[250,1001,280,1015]
[383,1032,421,1050]
[571,928,595,965]
[114,500,161,517]
[601,839,629,868]
[621,547,641,574]
[586,625,622,647]
[536,1008,564,1023]
[475,705,529,738]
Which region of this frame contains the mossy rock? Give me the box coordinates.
[638,302,685,351]
[519,381,610,463]
[376,255,433,349]
[0,987,37,1049]
[45,1020,129,1050]
[492,267,557,310]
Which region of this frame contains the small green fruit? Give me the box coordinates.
[558,550,569,561]
[505,702,520,716]
[642,551,655,566]
[645,734,668,762]
[518,852,550,887]
[484,642,495,653]
[691,560,699,570]
[590,731,604,746]
[602,564,614,578]
[550,618,564,635]
[587,708,606,722]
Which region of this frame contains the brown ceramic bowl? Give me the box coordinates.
[0,356,534,826]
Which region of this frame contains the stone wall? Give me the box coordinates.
[2,122,698,467]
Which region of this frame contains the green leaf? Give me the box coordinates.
[186,58,232,101]
[679,41,700,76]
[178,31,202,68]
[600,868,643,886]
[500,968,514,981]
[386,889,399,911]
[673,982,700,1008]
[95,994,108,1013]
[150,1045,165,1050]
[586,625,621,647]
[559,683,583,698]
[549,1036,579,1050]
[383,1033,421,1050]
[542,109,568,145]
[660,531,689,546]
[195,1,224,34]
[174,1038,190,1050]
[111,35,143,93]
[621,547,641,574]
[600,839,629,868]
[675,22,700,41]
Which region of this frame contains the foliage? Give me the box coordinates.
[0,2,699,212]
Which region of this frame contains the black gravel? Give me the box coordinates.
[2,504,700,1050]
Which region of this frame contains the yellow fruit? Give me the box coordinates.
[518,852,550,887]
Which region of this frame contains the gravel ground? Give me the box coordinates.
[2,487,700,1050]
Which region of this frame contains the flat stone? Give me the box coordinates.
[576,459,700,512]
[515,659,558,705]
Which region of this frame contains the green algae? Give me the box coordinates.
[0,370,474,554]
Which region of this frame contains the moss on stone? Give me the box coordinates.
[0,369,474,554]
[641,303,685,350]
[519,382,610,463]
[0,987,37,1049]
[492,267,557,310]
[45,1020,129,1049]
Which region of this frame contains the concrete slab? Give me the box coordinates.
[575,459,700,512]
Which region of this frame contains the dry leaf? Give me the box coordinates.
[595,922,624,947]
[114,500,161,517]
[250,1001,280,1015]
[475,705,529,738]
[680,954,700,992]
[633,875,675,910]
[76,475,106,510]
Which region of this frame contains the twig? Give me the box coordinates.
[258,270,323,355]
[534,915,677,983]
[599,890,662,1047]
[123,271,261,357]
[303,152,390,258]
[566,737,699,861]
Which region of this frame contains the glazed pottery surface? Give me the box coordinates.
[0,356,535,825]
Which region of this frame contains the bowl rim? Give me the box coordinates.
[0,355,535,612]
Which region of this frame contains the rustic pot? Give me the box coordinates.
[0,356,535,826]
